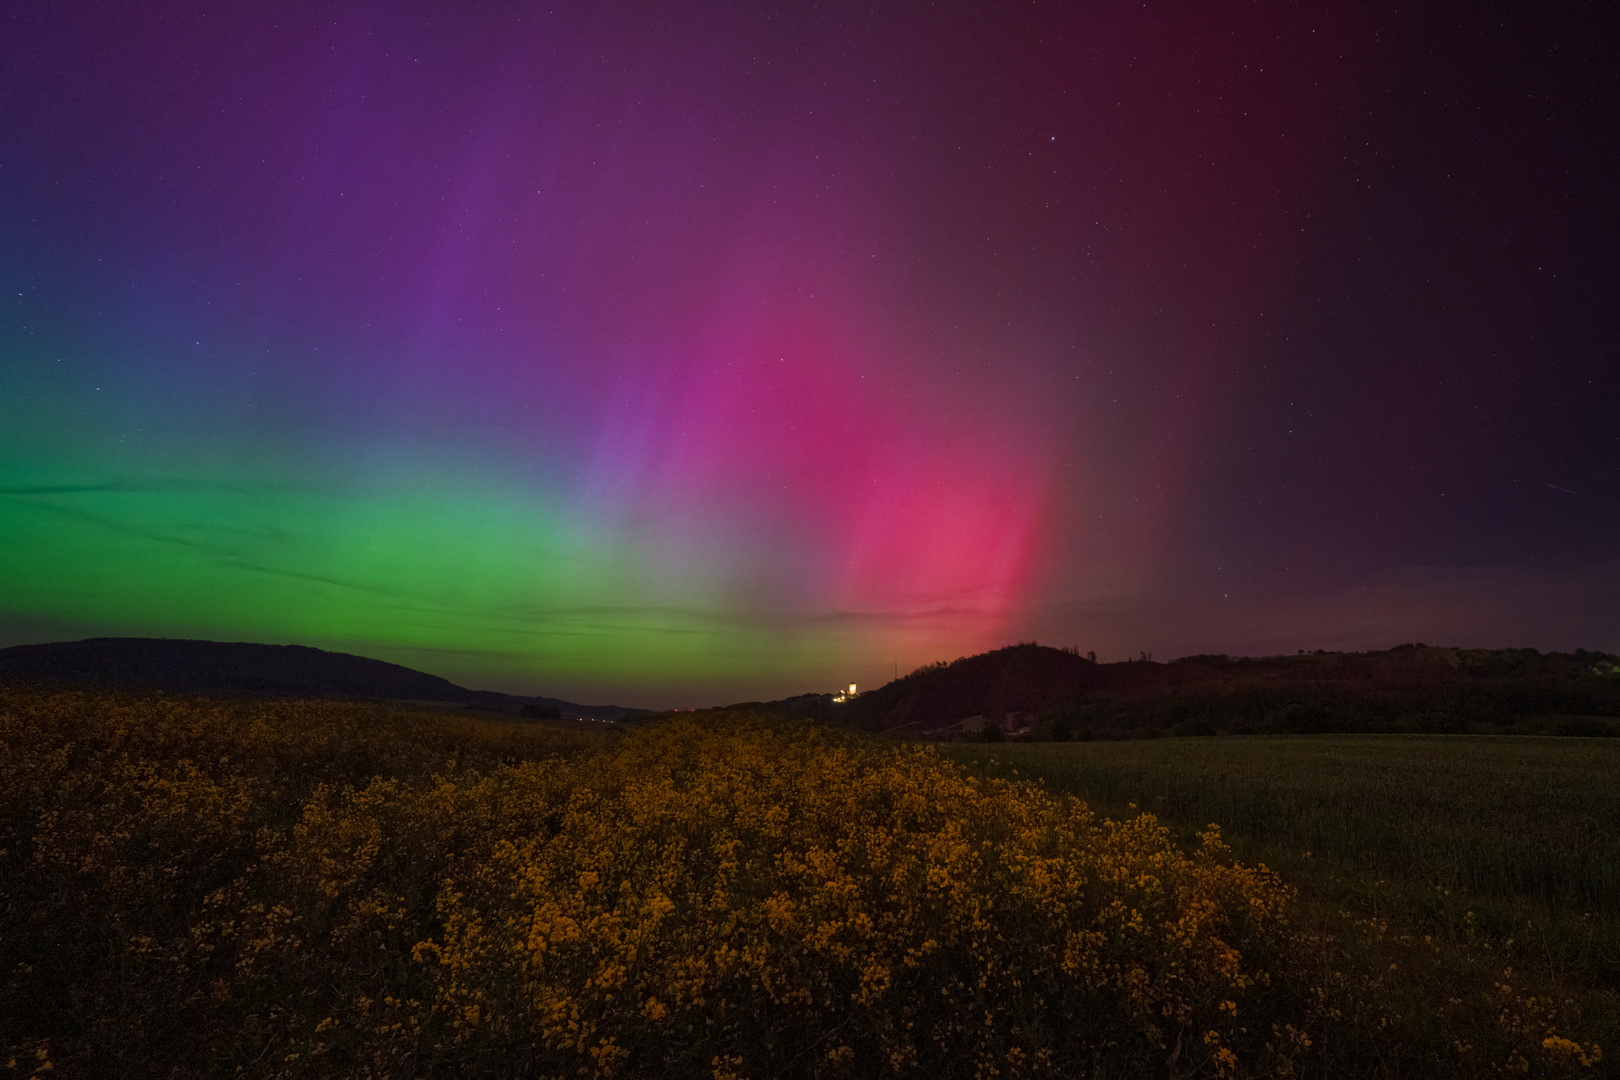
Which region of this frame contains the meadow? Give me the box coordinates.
[946,736,1619,1071]
[0,686,1609,1077]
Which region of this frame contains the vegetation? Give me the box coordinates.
[1027,687,1620,741]
[1,686,1609,1076]
[946,736,1618,1075]
[800,643,1620,738]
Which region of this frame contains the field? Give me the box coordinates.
[1,687,1612,1077]
[945,736,1619,1070]
[943,736,1620,920]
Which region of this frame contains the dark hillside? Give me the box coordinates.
[847,644,1102,730]
[780,642,1620,736]
[0,638,470,699]
[0,638,652,721]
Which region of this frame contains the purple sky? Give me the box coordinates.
[2,3,1616,704]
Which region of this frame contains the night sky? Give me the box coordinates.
[3,3,1616,706]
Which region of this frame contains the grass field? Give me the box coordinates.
[945,735,1619,1070]
[942,736,1620,917]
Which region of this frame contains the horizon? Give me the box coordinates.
[4,633,1609,714]
[4,4,1617,705]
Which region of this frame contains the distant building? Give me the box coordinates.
[832,682,858,703]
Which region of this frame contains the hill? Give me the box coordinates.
[0,638,649,721]
[756,642,1620,737]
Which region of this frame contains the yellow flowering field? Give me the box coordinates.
[422,717,1301,1078]
[0,687,1605,1077]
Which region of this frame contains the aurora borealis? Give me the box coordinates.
[3,4,1616,706]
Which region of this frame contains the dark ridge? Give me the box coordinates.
[0,637,469,699]
[856,643,1103,730]
[0,638,652,721]
[750,642,1620,736]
